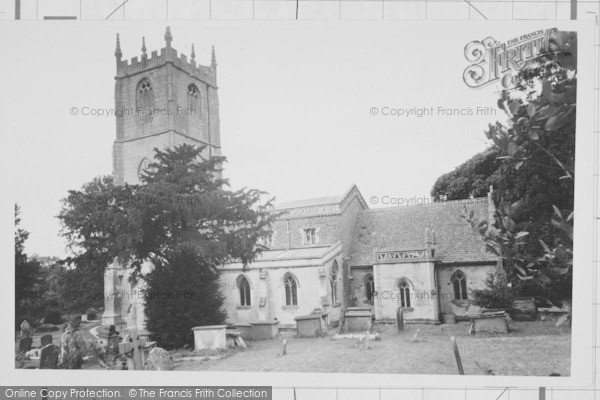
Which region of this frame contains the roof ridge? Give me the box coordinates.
[359,197,488,212]
[273,184,359,211]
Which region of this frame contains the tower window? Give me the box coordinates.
[237,275,251,306]
[187,84,199,98]
[304,228,317,245]
[136,78,154,115]
[451,270,468,300]
[398,278,411,308]
[187,84,201,116]
[283,273,298,306]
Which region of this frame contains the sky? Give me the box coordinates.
[1,20,529,258]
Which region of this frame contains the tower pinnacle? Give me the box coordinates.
[115,33,122,61]
[211,45,217,68]
[141,36,147,60]
[191,44,196,61]
[164,26,173,48]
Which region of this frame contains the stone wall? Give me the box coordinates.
[269,214,340,250]
[437,264,496,318]
[373,261,439,322]
[113,48,221,186]
[219,256,343,327]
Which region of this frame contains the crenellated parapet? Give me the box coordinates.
[115,26,217,87]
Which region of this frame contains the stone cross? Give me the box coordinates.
[118,328,151,370]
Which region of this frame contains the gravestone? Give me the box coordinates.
[145,347,173,371]
[41,334,53,346]
[18,337,33,352]
[39,344,59,369]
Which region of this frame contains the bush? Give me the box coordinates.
[144,248,226,349]
[472,267,514,310]
[68,315,82,330]
[43,308,63,325]
[86,308,98,320]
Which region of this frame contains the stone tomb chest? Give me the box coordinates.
[345,308,373,332]
[470,314,510,334]
[192,325,228,350]
[250,321,279,340]
[233,323,253,341]
[294,315,323,338]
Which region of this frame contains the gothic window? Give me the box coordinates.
[283,273,298,306]
[451,270,468,300]
[398,278,411,308]
[187,84,200,115]
[136,78,154,115]
[364,273,375,301]
[237,275,251,306]
[330,261,339,304]
[304,228,317,245]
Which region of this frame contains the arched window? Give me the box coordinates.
[330,261,339,304]
[398,279,411,308]
[136,78,154,116]
[364,273,375,301]
[237,275,251,306]
[283,273,298,306]
[187,83,200,114]
[451,270,468,300]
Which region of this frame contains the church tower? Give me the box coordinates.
[112,27,221,185]
[102,28,222,330]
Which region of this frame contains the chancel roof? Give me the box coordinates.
[349,197,498,266]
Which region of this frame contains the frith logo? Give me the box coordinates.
[463,28,557,89]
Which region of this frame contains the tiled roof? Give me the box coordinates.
[257,244,338,261]
[349,198,498,266]
[272,185,368,218]
[222,242,342,269]
[275,195,343,211]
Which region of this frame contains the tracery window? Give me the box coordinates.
[136,78,154,115]
[283,274,298,306]
[451,270,468,300]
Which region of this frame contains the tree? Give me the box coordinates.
[144,248,226,349]
[15,204,42,322]
[431,148,500,201]
[59,144,276,347]
[57,175,128,313]
[460,31,576,305]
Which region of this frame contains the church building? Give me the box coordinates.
[102,28,499,332]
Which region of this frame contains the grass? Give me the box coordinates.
[172,320,571,376]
